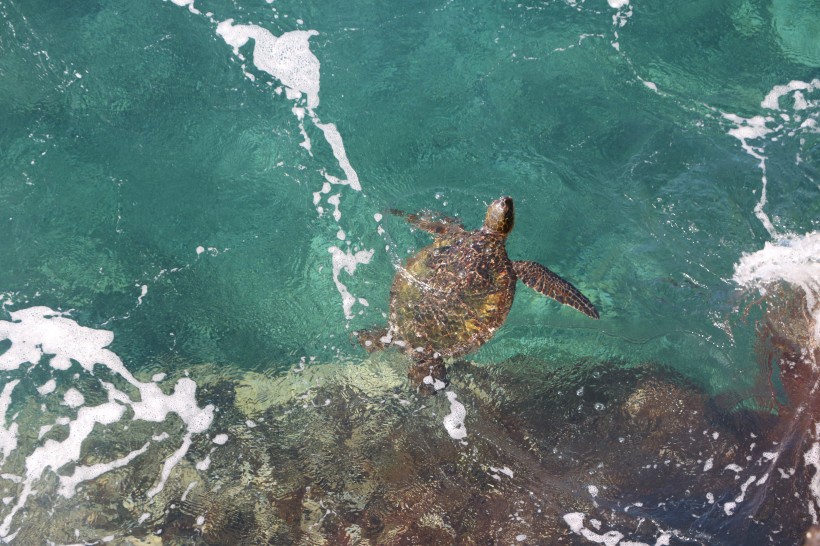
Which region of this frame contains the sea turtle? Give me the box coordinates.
[357,196,599,386]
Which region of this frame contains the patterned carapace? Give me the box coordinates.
[358,197,599,377]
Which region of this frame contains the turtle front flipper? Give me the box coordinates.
[389,209,466,238]
[512,261,600,319]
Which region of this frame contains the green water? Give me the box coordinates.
[1,0,817,378]
[0,0,818,543]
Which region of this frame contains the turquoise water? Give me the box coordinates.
[1,0,819,543]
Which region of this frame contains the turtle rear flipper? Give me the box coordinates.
[353,327,391,352]
[389,209,466,238]
[408,354,448,395]
[513,261,599,319]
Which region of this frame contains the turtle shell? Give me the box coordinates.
[388,229,516,359]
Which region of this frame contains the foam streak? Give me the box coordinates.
[212,16,371,320]
[0,381,19,461]
[0,307,215,539]
[733,232,820,343]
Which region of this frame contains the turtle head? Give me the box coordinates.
[483,196,514,235]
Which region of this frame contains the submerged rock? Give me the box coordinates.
[3,291,818,544]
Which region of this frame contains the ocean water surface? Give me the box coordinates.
[0,0,818,543]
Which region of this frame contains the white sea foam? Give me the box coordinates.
[327,193,342,222]
[216,20,320,109]
[806,441,820,523]
[3,400,127,536]
[37,425,53,440]
[761,79,820,110]
[723,78,819,238]
[181,480,198,502]
[171,0,201,15]
[195,454,212,471]
[422,375,446,391]
[59,442,150,498]
[733,231,820,344]
[214,15,362,193]
[703,457,713,472]
[168,0,377,320]
[310,113,362,191]
[0,307,129,376]
[328,247,375,319]
[293,106,313,152]
[211,16,371,320]
[723,475,757,516]
[136,284,148,306]
[562,512,624,545]
[37,379,56,395]
[0,381,20,461]
[0,307,215,538]
[443,391,467,440]
[62,388,85,409]
[489,465,514,479]
[607,0,633,30]
[146,433,192,498]
[721,113,776,236]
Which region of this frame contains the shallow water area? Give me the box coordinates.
[1,0,819,543]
